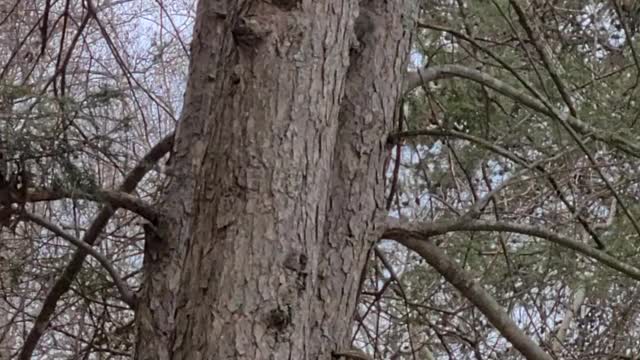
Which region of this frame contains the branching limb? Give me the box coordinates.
[383,218,640,281]
[403,64,640,158]
[25,188,159,222]
[390,129,608,248]
[509,0,577,116]
[19,210,136,308]
[17,133,173,360]
[394,235,553,360]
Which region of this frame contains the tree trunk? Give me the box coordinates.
[135,0,414,358]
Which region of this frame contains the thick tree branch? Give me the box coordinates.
[403,65,640,158]
[24,188,159,222]
[389,129,608,249]
[18,133,173,360]
[383,218,640,281]
[19,210,136,308]
[395,236,553,360]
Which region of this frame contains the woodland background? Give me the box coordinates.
[3,0,640,358]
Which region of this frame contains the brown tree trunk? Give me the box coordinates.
[308,1,414,356]
[135,0,414,358]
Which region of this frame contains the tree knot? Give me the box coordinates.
[232,16,272,47]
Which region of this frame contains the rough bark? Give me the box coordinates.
[135,0,415,358]
[0,245,14,360]
[172,1,353,357]
[310,0,414,356]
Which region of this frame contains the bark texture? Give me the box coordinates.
[310,0,414,356]
[135,0,415,358]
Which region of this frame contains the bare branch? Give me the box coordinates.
[396,236,553,360]
[403,65,640,157]
[507,0,640,252]
[509,0,578,116]
[18,133,173,360]
[24,188,159,222]
[383,218,640,281]
[19,210,136,308]
[389,129,608,249]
